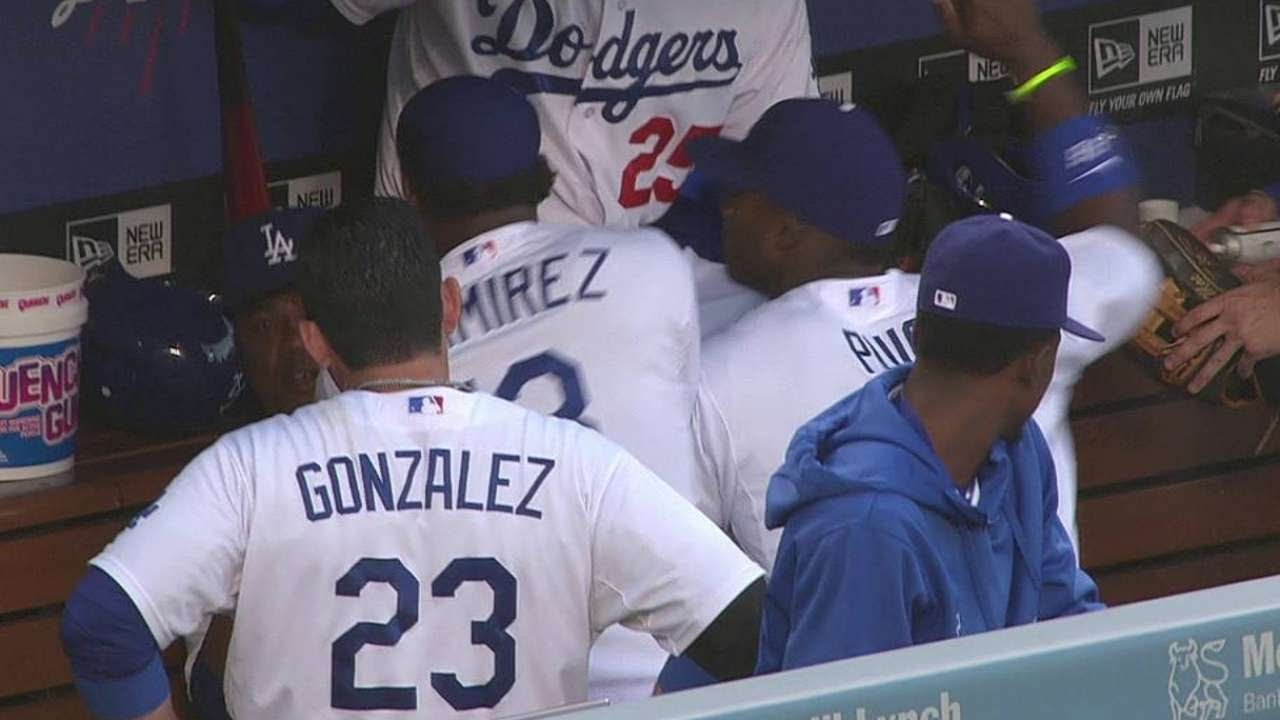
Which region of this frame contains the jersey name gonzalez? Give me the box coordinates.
[455,248,609,344]
[296,449,554,522]
[473,3,742,123]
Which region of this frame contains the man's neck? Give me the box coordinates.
[343,352,451,393]
[432,206,537,257]
[902,365,1006,490]
[776,257,886,297]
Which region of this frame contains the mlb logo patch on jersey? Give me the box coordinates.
[463,240,499,267]
[408,395,445,415]
[849,286,882,308]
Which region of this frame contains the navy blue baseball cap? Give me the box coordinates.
[222,207,323,314]
[917,214,1104,341]
[396,75,541,188]
[687,98,906,247]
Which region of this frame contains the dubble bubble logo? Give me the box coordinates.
[1167,639,1229,720]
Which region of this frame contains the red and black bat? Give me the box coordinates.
[214,0,271,223]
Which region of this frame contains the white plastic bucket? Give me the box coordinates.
[0,255,88,482]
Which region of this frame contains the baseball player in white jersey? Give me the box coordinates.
[61,199,764,720]
[326,0,817,228]
[685,14,1161,571]
[314,76,707,702]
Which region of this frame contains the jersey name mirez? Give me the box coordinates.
[296,449,554,523]
[472,2,743,123]
[454,247,610,344]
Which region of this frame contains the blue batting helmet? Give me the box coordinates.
[80,265,246,433]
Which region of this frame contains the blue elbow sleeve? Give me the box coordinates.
[62,568,170,719]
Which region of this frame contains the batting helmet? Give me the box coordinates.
[81,265,246,433]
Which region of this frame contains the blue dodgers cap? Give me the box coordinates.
[917,215,1104,341]
[687,98,906,247]
[396,75,541,188]
[222,207,323,314]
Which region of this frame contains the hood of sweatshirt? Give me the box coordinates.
[765,364,1010,530]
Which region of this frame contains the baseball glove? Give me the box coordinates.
[1130,219,1274,406]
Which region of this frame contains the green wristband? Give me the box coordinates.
[1006,56,1078,103]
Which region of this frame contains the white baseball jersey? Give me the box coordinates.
[329,0,817,227]
[695,226,1161,570]
[92,388,760,720]
[440,221,706,701]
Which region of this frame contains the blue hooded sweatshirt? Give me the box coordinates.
[756,365,1103,674]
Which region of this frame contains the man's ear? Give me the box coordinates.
[441,276,462,342]
[1013,337,1059,388]
[298,319,335,370]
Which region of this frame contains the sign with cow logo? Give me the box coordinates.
[1087,6,1193,114]
[64,204,172,279]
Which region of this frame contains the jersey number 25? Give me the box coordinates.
[619,117,723,209]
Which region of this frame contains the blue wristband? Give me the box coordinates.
[1029,115,1139,219]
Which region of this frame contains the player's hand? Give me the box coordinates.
[930,0,1052,68]
[1167,277,1280,392]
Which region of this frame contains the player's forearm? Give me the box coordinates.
[1009,35,1140,236]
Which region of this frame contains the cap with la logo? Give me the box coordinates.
[916,214,1104,342]
[222,207,324,315]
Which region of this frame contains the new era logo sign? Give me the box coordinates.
[408,395,445,415]
[1094,37,1137,79]
[1088,7,1193,94]
[1261,1,1280,60]
[917,50,1008,82]
[65,204,172,279]
[934,289,958,311]
[267,171,342,209]
[1089,20,1140,91]
[818,71,853,104]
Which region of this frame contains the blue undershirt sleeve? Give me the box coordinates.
[61,567,170,720]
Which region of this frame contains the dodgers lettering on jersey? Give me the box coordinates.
[442,221,705,702]
[695,228,1162,570]
[295,449,553,521]
[329,0,817,226]
[473,4,742,123]
[90,387,761,720]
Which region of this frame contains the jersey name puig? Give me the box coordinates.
[296,449,555,523]
[453,247,610,344]
[843,318,916,375]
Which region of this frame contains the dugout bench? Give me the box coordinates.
[1,349,1279,718]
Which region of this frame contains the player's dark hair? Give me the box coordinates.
[403,155,555,219]
[297,198,443,370]
[913,311,1058,376]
